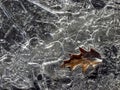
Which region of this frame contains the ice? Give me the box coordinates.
[0,0,120,90]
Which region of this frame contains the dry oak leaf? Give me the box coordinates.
[60,48,102,73]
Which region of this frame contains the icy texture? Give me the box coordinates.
[0,0,120,90]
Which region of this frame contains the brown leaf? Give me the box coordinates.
[60,48,102,73]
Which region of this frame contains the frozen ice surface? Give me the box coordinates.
[0,0,120,90]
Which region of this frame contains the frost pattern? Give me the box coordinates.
[0,0,120,90]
